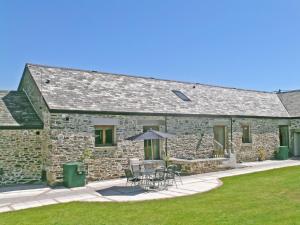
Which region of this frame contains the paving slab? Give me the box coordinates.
[1,159,300,213]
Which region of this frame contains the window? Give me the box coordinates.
[172,90,191,101]
[95,126,114,147]
[279,125,289,147]
[242,125,251,143]
[143,126,160,160]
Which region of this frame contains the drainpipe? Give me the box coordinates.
[165,116,168,157]
[230,117,233,154]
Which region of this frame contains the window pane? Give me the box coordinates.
[242,126,251,143]
[95,129,103,146]
[153,140,160,160]
[144,140,152,160]
[105,128,113,145]
[172,90,191,101]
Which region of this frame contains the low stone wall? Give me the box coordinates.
[0,130,44,186]
[142,160,165,170]
[169,157,232,175]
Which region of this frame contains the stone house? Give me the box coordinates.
[1,63,300,186]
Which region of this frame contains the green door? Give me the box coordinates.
[143,126,160,160]
[213,126,226,155]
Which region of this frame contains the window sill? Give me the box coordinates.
[143,159,163,162]
[94,145,117,150]
[241,143,252,147]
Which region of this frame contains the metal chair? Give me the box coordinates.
[166,167,177,188]
[150,168,167,190]
[131,164,141,178]
[124,169,140,186]
[167,164,183,185]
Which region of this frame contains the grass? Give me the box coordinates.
[2,166,300,225]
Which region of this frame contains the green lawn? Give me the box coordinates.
[2,166,300,225]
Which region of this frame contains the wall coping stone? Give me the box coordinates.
[170,157,227,163]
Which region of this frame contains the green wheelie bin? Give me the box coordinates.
[276,146,289,160]
[63,162,86,188]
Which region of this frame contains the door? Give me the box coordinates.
[293,133,300,156]
[213,126,226,154]
[143,126,160,160]
[279,125,289,147]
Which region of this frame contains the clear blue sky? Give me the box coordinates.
[1,0,300,91]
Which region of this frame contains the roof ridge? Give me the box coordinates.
[26,63,275,94]
[0,90,18,93]
[277,89,300,94]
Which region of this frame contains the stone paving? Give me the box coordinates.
[1,159,300,213]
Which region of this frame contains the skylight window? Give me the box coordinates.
[172,90,191,101]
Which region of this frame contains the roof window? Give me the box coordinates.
[172,90,191,101]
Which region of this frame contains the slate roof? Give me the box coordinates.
[277,90,300,117]
[25,63,291,118]
[0,91,43,128]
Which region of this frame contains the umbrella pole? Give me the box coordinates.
[165,138,168,167]
[151,139,154,160]
[165,139,168,157]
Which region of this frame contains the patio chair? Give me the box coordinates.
[166,167,177,188]
[150,168,167,190]
[131,164,141,178]
[124,169,140,186]
[167,164,183,185]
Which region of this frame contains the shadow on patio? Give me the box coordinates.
[97,186,146,196]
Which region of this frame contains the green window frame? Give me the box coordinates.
[95,126,114,147]
[242,125,251,143]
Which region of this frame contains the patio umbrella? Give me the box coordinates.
[126,129,175,160]
[126,129,175,141]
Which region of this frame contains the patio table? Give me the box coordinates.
[139,168,168,190]
[138,169,155,190]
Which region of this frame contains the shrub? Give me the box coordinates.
[257,147,266,161]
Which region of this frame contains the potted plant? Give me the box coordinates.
[80,148,93,175]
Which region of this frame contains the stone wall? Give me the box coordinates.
[18,69,53,183]
[46,113,167,184]
[45,113,286,184]
[290,119,300,130]
[87,158,128,181]
[0,111,292,185]
[0,129,44,185]
[166,116,213,159]
[0,110,288,185]
[167,116,282,162]
[232,118,282,162]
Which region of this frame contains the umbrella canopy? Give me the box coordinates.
[126,129,175,141]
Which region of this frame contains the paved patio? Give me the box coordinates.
[1,159,300,213]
